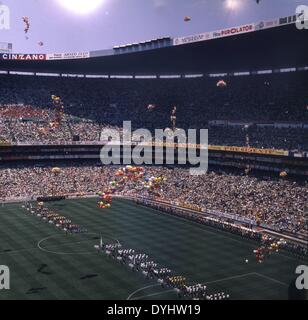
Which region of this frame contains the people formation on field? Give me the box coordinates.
[22,201,87,234]
[97,241,228,300]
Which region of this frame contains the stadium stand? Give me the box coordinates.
[0,17,307,248]
[0,72,307,150]
[0,164,307,239]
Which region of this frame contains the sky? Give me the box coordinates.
[0,0,307,53]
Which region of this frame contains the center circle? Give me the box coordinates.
[37,232,120,255]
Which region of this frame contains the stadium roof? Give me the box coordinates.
[0,20,307,75]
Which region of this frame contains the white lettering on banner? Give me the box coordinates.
[47,52,90,60]
[174,23,254,46]
[265,19,279,28]
[254,21,265,31]
[171,15,295,47]
[173,32,211,45]
[0,53,46,60]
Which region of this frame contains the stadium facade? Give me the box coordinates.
[0,13,307,74]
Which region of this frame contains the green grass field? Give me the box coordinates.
[0,198,304,300]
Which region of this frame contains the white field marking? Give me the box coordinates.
[129,273,256,300]
[128,272,288,300]
[0,235,105,255]
[127,284,161,300]
[37,233,120,255]
[127,272,255,300]
[38,235,98,255]
[130,289,177,300]
[253,272,289,287]
[203,272,257,285]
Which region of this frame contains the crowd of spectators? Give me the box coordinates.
[208,126,308,151]
[0,164,306,238]
[0,72,307,242]
[0,72,307,150]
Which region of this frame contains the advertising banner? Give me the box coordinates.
[174,23,255,46]
[211,24,254,39]
[173,17,283,47]
[209,145,289,156]
[264,18,279,29]
[173,32,211,46]
[0,53,46,60]
[46,52,90,60]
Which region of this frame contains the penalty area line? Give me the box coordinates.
[127,273,255,300]
[127,272,284,300]
[253,272,288,287]
[127,284,161,300]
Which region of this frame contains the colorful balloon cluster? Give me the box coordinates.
[21,16,44,45]
[51,95,65,125]
[98,166,166,209]
[253,236,287,263]
[170,106,177,131]
[22,17,30,35]
[116,165,145,180]
[98,192,112,209]
[253,247,265,263]
[21,16,43,45]
[142,175,166,197]
[108,166,146,193]
[51,95,64,110]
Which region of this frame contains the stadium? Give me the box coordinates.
[0,1,307,302]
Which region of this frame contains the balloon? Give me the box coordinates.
[98,190,113,209]
[147,104,156,112]
[280,171,287,178]
[217,80,227,88]
[98,167,167,209]
[51,95,65,125]
[51,167,61,174]
[116,170,124,176]
[22,17,30,35]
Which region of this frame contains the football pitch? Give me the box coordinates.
[0,198,304,300]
